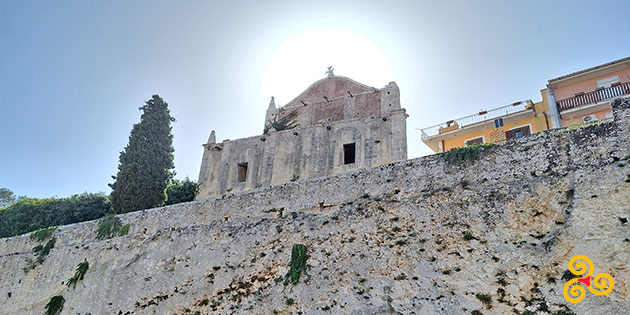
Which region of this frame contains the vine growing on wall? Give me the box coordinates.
[284,244,310,286]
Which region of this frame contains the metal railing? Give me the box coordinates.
[557,81,630,112]
[420,100,534,138]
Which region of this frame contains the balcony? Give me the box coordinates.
[420,100,534,139]
[556,81,630,112]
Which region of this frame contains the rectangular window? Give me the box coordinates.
[343,143,356,165]
[237,162,248,182]
[505,125,531,140]
[465,137,483,146]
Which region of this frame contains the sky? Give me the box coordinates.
[1,0,629,198]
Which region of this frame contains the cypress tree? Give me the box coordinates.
[109,95,175,213]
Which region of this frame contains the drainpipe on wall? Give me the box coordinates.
[545,87,561,128]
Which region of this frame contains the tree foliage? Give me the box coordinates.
[0,193,111,239]
[109,95,175,214]
[264,110,299,134]
[0,187,16,208]
[165,178,199,205]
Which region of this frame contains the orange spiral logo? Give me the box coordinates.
[562,255,614,303]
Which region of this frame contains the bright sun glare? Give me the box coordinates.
[262,29,394,105]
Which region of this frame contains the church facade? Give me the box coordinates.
[197,74,408,199]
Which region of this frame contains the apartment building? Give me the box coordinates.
[421,57,629,153]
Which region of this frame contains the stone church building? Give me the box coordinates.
[197,73,408,199]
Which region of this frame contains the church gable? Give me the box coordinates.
[272,76,385,128]
[283,76,376,108]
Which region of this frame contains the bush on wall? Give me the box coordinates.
[0,193,111,238]
[165,178,199,205]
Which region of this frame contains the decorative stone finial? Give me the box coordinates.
[268,97,276,110]
[325,66,334,77]
[207,130,216,144]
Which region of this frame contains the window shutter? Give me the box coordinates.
[505,130,515,140]
[522,126,531,136]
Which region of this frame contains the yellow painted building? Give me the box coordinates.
[421,57,629,154]
[421,90,552,153]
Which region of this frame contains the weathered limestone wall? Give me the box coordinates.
[1,99,629,315]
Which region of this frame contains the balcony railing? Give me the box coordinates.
[557,81,630,112]
[420,100,533,139]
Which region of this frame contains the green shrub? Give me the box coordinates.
[444,143,494,164]
[30,226,56,242]
[394,273,407,280]
[462,231,477,241]
[96,214,128,239]
[561,270,578,281]
[264,110,299,134]
[26,238,55,271]
[0,193,111,239]
[45,295,65,315]
[165,178,199,205]
[118,224,130,236]
[33,238,56,265]
[66,259,89,289]
[476,293,492,309]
